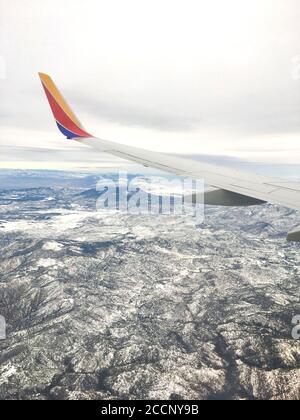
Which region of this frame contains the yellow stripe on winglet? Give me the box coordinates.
[38,73,83,128]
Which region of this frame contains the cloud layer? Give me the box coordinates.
[0,0,300,169]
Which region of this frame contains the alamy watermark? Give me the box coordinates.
[95,172,205,224]
[0,315,6,340]
[291,315,300,340]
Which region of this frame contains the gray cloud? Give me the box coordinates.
[68,92,202,132]
[0,144,127,165]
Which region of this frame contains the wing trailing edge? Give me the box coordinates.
[185,189,266,207]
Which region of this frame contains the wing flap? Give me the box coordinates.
[185,189,266,206]
[287,226,300,242]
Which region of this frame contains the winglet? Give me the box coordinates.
[287,226,300,242]
[38,73,93,139]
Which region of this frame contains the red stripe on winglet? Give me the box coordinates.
[42,84,92,138]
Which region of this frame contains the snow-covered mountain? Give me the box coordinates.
[0,171,299,400]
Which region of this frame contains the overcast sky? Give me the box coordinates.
[0,0,300,170]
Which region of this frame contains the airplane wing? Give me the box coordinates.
[38,73,300,242]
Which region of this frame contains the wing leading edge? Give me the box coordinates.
[39,73,300,241]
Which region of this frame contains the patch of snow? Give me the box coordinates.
[42,242,64,252]
[37,258,59,268]
[0,365,17,385]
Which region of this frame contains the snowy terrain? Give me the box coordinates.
[0,170,299,400]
